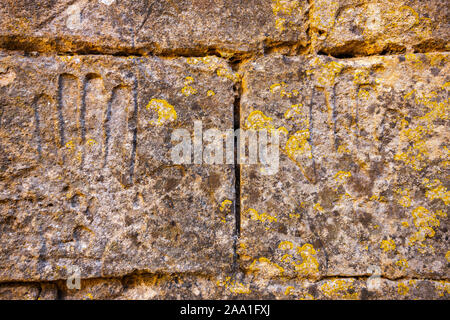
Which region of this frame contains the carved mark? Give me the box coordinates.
[80,73,107,169]
[57,73,79,148]
[331,85,338,150]
[308,86,317,181]
[137,0,158,33]
[129,76,139,185]
[104,84,134,185]
[32,97,43,159]
[34,94,58,161]
[354,85,361,148]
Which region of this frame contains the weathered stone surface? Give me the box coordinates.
[0,0,449,301]
[0,0,309,55]
[1,1,448,57]
[239,52,449,280]
[311,0,449,56]
[15,274,447,300]
[0,282,57,300]
[0,53,236,281]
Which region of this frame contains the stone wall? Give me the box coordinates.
[0,0,448,300]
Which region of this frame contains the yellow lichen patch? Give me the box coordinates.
[394,123,431,171]
[337,144,351,155]
[216,67,240,82]
[59,56,75,63]
[422,179,450,205]
[285,130,312,160]
[284,103,302,119]
[245,208,278,224]
[277,126,289,135]
[358,88,372,100]
[248,257,284,277]
[380,239,396,252]
[181,86,197,96]
[426,54,448,67]
[435,281,450,297]
[309,0,339,46]
[299,293,315,300]
[405,53,424,69]
[334,171,352,184]
[292,244,319,278]
[395,188,412,208]
[186,56,239,82]
[446,251,450,262]
[181,76,198,96]
[271,0,302,32]
[207,90,215,97]
[397,282,409,296]
[395,259,409,269]
[219,199,232,212]
[396,86,449,171]
[313,202,324,213]
[284,286,295,296]
[86,138,97,147]
[319,279,358,300]
[216,277,251,294]
[353,69,371,86]
[270,82,299,98]
[408,207,447,247]
[401,221,410,228]
[272,0,299,15]
[146,98,177,126]
[275,18,286,31]
[65,140,75,151]
[278,241,294,250]
[245,110,275,131]
[284,103,309,128]
[339,193,354,202]
[186,57,200,65]
[237,242,252,261]
[281,253,292,262]
[184,76,194,84]
[369,194,387,203]
[308,60,345,87]
[382,5,433,42]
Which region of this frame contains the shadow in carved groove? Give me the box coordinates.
[34,72,137,185]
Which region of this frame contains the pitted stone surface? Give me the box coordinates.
[0,53,235,281]
[0,0,449,301]
[311,0,449,56]
[19,274,448,300]
[238,52,449,280]
[0,0,309,55]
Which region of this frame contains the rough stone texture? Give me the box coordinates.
[0,0,309,55]
[0,53,236,281]
[311,0,449,56]
[0,1,449,300]
[239,52,449,282]
[0,282,57,300]
[17,275,446,300]
[1,1,448,57]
